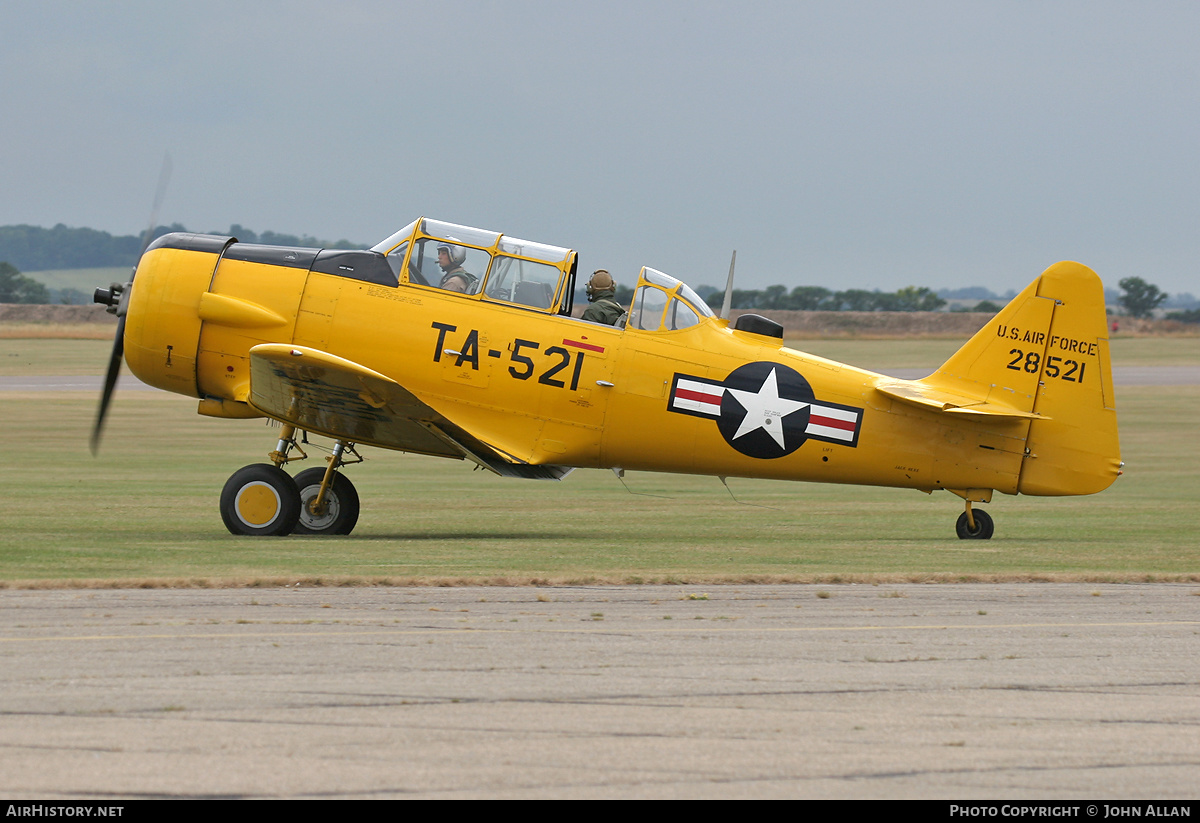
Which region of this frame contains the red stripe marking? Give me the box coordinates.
[676,387,723,406]
[809,414,857,432]
[563,338,605,353]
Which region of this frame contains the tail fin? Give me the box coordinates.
[926,261,1121,496]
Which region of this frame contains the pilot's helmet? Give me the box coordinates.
[586,269,615,300]
[436,241,467,268]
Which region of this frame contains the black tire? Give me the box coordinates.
[220,464,300,536]
[955,509,995,540]
[292,467,360,536]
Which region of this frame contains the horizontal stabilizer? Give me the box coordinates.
[874,380,1047,420]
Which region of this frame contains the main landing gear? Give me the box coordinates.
[220,425,361,537]
[955,501,994,540]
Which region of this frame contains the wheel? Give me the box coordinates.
[220,464,300,536]
[955,508,995,540]
[292,467,360,536]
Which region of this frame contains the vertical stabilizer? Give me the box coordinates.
[926,262,1121,496]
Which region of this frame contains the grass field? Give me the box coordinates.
[23,266,130,292]
[1,337,1196,585]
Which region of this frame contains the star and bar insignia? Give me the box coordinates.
[668,361,863,459]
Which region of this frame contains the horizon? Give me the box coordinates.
[10,217,1194,310]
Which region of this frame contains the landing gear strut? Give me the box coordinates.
[220,426,361,537]
[293,441,361,535]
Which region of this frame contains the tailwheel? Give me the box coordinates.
[220,464,301,536]
[293,467,360,536]
[955,506,994,540]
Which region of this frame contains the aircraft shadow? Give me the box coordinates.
[331,532,561,542]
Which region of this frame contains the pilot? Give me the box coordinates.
[581,269,624,325]
[437,242,476,293]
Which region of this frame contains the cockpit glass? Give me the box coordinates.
[676,282,714,318]
[372,220,419,255]
[629,285,669,330]
[497,237,572,266]
[420,219,500,250]
[642,268,676,289]
[665,297,700,330]
[407,236,490,293]
[374,220,718,323]
[371,218,577,303]
[384,241,409,280]
[483,256,562,309]
[641,267,714,318]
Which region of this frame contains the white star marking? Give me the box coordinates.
[725,367,810,449]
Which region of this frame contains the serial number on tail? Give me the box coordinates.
[1007,349,1087,383]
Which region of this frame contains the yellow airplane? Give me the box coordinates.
[92,217,1122,539]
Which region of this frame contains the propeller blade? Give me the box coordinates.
[140,154,172,254]
[91,153,171,455]
[90,314,126,455]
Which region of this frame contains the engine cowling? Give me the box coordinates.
[123,233,234,400]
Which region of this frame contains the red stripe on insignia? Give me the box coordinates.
[563,338,605,353]
[809,413,857,432]
[676,387,724,406]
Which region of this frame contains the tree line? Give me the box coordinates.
[600,277,1186,320]
[603,283,971,312]
[0,222,1188,320]
[0,223,363,273]
[0,262,50,304]
[706,284,951,312]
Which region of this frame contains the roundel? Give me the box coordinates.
[716,362,816,459]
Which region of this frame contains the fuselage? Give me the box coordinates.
[122,226,1117,501]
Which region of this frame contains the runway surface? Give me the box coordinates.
[1,583,1197,799]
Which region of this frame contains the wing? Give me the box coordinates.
[246,344,572,480]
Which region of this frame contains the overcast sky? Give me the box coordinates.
[3,0,1197,295]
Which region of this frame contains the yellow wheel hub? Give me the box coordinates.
[235,481,281,527]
